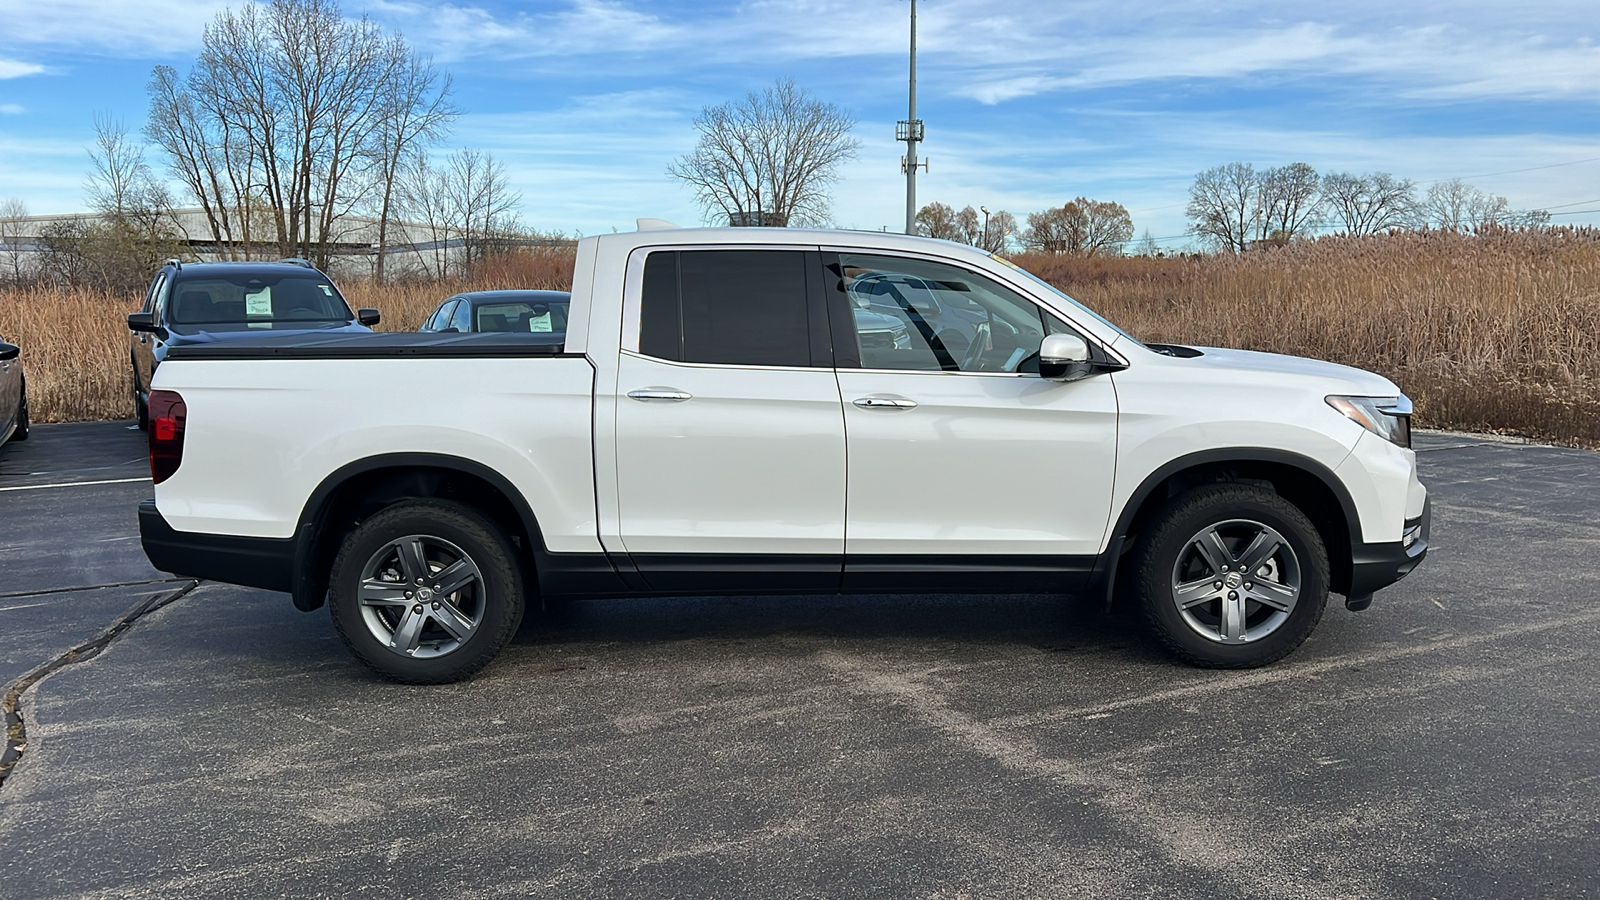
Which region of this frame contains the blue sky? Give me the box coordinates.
[2,0,1599,247]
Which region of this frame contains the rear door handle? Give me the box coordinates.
[853,397,917,409]
[627,388,692,402]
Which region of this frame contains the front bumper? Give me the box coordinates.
[1344,495,1431,610]
[139,499,295,592]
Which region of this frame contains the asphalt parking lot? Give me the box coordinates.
[0,421,1596,899]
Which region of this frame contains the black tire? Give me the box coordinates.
[328,499,525,684]
[133,361,148,430]
[12,377,29,441]
[1131,484,1328,668]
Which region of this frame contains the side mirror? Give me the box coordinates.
[127,312,168,339]
[357,308,381,327]
[0,341,18,362]
[1039,333,1094,382]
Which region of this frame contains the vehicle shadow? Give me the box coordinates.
[514,590,1154,659]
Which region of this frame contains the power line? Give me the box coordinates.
[1429,156,1600,185]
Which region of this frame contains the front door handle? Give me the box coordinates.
[627,388,692,402]
[853,397,917,409]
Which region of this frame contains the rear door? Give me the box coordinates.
[611,247,845,592]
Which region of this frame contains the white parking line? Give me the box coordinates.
[0,476,151,493]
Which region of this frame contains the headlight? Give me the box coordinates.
[1326,394,1412,448]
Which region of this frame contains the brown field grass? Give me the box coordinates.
[3,230,1597,447]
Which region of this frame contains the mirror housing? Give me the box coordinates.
[1039,333,1095,382]
[357,308,381,327]
[0,341,18,362]
[127,312,167,339]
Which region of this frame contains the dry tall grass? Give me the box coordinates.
[1018,228,1600,445]
[3,231,1597,446]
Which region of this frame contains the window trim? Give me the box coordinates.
[819,241,1132,368]
[821,246,1129,375]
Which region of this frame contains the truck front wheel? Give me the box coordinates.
[1132,484,1329,668]
[328,499,525,684]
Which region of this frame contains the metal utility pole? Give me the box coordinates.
[898,0,926,234]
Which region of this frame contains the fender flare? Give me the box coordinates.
[289,452,550,611]
[1087,447,1361,606]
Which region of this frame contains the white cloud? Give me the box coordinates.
[0,58,44,79]
[0,103,23,114]
[0,0,234,55]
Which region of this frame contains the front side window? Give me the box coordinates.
[839,254,1081,374]
[166,272,352,332]
[449,300,474,333]
[638,249,811,367]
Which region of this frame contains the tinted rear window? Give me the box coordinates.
[639,250,810,367]
[167,273,352,329]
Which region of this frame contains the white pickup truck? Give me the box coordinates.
[139,224,1429,683]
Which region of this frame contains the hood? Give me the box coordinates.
[1186,346,1401,397]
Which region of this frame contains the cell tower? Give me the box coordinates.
[899,0,927,235]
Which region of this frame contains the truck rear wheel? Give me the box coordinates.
[328,499,525,684]
[1132,484,1328,668]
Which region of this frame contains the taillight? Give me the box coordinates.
[149,389,187,484]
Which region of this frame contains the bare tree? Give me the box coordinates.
[58,115,187,291]
[1257,162,1321,244]
[370,42,457,282]
[448,148,521,266]
[1420,179,1547,231]
[398,148,521,279]
[1187,162,1259,252]
[146,0,424,268]
[1321,171,1417,234]
[915,201,962,240]
[1422,179,1479,231]
[667,79,860,227]
[0,198,28,284]
[1024,198,1132,255]
[955,206,983,246]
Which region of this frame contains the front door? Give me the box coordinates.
[829,251,1119,592]
[613,248,846,592]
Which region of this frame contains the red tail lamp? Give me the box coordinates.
[149,390,187,484]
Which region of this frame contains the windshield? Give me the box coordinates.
[990,253,1145,347]
[167,272,353,331]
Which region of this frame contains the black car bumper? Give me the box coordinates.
[1344,496,1431,610]
[139,499,295,593]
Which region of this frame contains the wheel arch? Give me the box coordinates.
[1096,448,1361,604]
[290,453,547,612]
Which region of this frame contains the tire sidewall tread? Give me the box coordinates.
[1133,484,1329,669]
[328,499,524,684]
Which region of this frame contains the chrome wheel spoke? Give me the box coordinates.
[1194,529,1233,574]
[431,600,476,642]
[389,605,427,655]
[1220,594,1247,642]
[1248,579,1297,612]
[431,559,477,597]
[358,579,410,607]
[1174,577,1220,609]
[395,538,430,584]
[1237,532,1281,574]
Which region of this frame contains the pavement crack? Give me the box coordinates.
[0,578,188,602]
[0,579,201,791]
